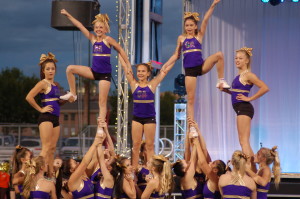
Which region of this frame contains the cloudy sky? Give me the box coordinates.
[0,0,183,92]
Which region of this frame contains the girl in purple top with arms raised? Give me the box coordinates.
[26,53,65,177]
[119,57,176,171]
[164,0,230,125]
[60,9,131,130]
[219,47,269,170]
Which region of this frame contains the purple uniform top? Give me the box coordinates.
[182,37,204,68]
[222,184,252,199]
[181,179,204,199]
[92,40,112,74]
[71,179,94,199]
[30,190,50,199]
[95,182,113,199]
[133,85,155,118]
[257,182,270,199]
[150,191,166,199]
[203,182,221,199]
[40,82,60,117]
[231,74,253,104]
[137,167,150,192]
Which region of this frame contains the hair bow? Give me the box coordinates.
[237,47,253,57]
[270,146,278,156]
[39,52,58,66]
[184,12,200,21]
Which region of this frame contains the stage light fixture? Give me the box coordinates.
[269,0,283,6]
[261,0,269,2]
[292,0,299,2]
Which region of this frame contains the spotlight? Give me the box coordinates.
[269,0,283,6]
[292,0,299,2]
[261,0,269,2]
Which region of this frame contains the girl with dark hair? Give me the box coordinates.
[219,150,257,199]
[26,52,66,177]
[189,120,226,199]
[246,146,281,198]
[136,141,150,194]
[113,156,136,199]
[22,156,56,199]
[119,56,176,171]
[164,0,230,124]
[65,133,105,199]
[12,145,31,199]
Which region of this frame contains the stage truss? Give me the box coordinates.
[116,0,131,155]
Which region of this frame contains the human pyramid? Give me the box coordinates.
[10,0,280,198]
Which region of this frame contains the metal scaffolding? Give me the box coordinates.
[116,0,131,155]
[173,103,187,161]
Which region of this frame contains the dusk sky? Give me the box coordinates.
[0,0,183,92]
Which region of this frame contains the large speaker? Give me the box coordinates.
[51,0,100,31]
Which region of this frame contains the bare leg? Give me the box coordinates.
[185,76,197,121]
[144,123,156,163]
[98,80,111,122]
[237,115,256,171]
[65,65,94,95]
[39,122,60,176]
[202,51,224,78]
[131,121,144,170]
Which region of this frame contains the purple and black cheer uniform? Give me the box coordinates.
[221,184,252,199]
[231,74,254,119]
[132,85,156,124]
[38,81,60,127]
[91,40,112,81]
[181,179,204,199]
[182,37,204,77]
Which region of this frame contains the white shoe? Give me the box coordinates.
[189,127,198,138]
[216,79,230,89]
[60,91,77,101]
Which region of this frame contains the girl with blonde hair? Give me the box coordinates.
[246,146,281,198]
[60,10,131,131]
[22,156,56,199]
[141,155,173,199]
[219,150,257,199]
[220,47,269,169]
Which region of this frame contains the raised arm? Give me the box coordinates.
[245,164,271,187]
[68,134,102,191]
[164,36,182,67]
[96,134,114,188]
[106,36,131,69]
[198,0,220,40]
[119,54,136,88]
[149,60,176,89]
[61,9,95,42]
[237,72,269,102]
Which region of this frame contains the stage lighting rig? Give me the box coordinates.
[270,0,284,6]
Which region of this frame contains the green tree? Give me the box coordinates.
[0,67,40,123]
[160,91,176,125]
